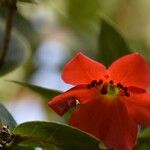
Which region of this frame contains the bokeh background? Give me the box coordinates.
[0,0,150,134]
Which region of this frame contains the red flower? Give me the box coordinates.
[48,53,150,150]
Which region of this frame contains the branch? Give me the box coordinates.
[0,0,17,68]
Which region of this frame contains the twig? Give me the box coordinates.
[0,0,17,68]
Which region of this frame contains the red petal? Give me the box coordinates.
[108,54,150,89]
[128,86,146,93]
[123,92,150,126]
[48,85,98,116]
[69,97,137,150]
[62,52,106,85]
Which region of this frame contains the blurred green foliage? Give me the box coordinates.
[97,18,131,66]
[0,104,16,131]
[0,21,30,76]
[10,80,61,100]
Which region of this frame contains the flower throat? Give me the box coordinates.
[87,80,130,97]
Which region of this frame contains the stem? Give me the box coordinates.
[3,135,22,150]
[0,0,17,68]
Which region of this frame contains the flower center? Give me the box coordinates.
[87,80,130,97]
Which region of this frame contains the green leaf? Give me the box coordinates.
[11,145,35,150]
[139,127,150,139]
[66,0,101,52]
[136,128,150,150]
[13,121,100,150]
[0,20,30,76]
[9,80,61,100]
[136,142,150,150]
[13,140,57,150]
[97,18,131,66]
[0,10,36,45]
[0,103,17,131]
[66,0,100,34]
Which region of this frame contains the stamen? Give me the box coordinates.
[117,83,123,88]
[101,83,108,95]
[118,85,130,97]
[119,89,125,96]
[87,79,103,89]
[87,80,130,97]
[125,92,130,97]
[109,80,113,84]
[97,79,103,85]
[91,80,97,87]
[123,87,128,91]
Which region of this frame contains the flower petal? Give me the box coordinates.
[62,52,106,85]
[69,98,137,150]
[48,85,98,116]
[108,54,150,89]
[123,92,150,126]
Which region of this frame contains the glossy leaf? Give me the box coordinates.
[11,145,35,150]
[0,103,17,131]
[9,80,61,100]
[0,21,30,76]
[97,18,131,66]
[13,121,100,150]
[13,140,57,150]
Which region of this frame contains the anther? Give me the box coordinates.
[117,83,123,88]
[124,88,130,97]
[100,83,108,95]
[125,92,130,97]
[91,80,97,87]
[123,87,128,90]
[118,86,130,97]
[109,80,113,84]
[97,79,103,85]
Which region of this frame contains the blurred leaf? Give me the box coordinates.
[139,127,150,138]
[0,10,37,46]
[136,142,150,150]
[66,0,101,52]
[136,128,150,150]
[9,80,61,100]
[0,0,35,7]
[97,18,131,66]
[13,121,100,150]
[66,0,100,34]
[0,0,9,7]
[13,13,36,46]
[0,103,17,131]
[0,20,30,76]
[18,0,36,3]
